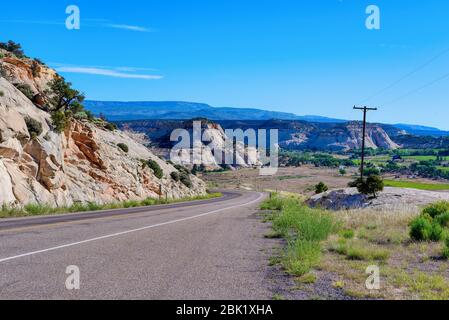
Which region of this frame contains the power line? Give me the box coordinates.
[381,71,449,107]
[353,106,377,180]
[358,46,449,104]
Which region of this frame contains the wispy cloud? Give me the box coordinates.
[54,64,162,80]
[1,19,153,33]
[104,24,152,33]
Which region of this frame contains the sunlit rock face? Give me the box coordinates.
[0,52,206,207]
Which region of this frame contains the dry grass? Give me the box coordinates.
[320,205,449,300]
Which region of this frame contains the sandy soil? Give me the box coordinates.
[203,165,358,196]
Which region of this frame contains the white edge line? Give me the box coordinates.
[0,193,265,263]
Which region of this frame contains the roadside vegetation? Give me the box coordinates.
[261,193,449,300]
[261,194,338,276]
[0,192,222,219]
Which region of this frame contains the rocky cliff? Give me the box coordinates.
[0,48,206,207]
[149,120,261,171]
[118,119,400,153]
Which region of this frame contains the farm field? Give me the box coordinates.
[383,180,449,191]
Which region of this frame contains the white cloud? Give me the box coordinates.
[55,66,163,79]
[104,24,152,32]
[2,19,153,33]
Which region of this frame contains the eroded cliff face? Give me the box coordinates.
[162,121,262,171]
[282,121,400,151]
[0,51,206,207]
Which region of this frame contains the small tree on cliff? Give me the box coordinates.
[47,76,85,132]
[0,40,25,58]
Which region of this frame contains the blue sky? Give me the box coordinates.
[1,0,449,128]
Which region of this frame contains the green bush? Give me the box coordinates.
[340,229,355,239]
[410,216,433,241]
[0,53,4,59]
[147,159,163,179]
[104,122,117,131]
[283,240,321,276]
[315,182,328,194]
[174,164,190,175]
[24,116,43,138]
[73,111,89,120]
[423,201,449,219]
[170,171,180,182]
[0,40,25,58]
[409,216,444,241]
[51,110,69,133]
[0,90,4,97]
[117,143,129,153]
[349,175,384,198]
[180,172,193,188]
[436,212,449,228]
[14,83,34,100]
[260,194,292,211]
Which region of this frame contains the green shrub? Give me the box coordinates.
[349,175,384,198]
[430,222,444,241]
[423,201,449,219]
[24,116,43,138]
[410,216,433,241]
[123,200,140,208]
[147,159,163,179]
[260,194,290,211]
[104,122,117,131]
[73,111,88,120]
[283,240,321,276]
[51,110,69,133]
[0,40,25,58]
[0,53,4,59]
[117,143,129,153]
[14,83,34,100]
[340,229,355,239]
[170,171,180,182]
[174,164,190,175]
[409,216,444,241]
[180,172,193,188]
[436,212,449,228]
[0,90,4,97]
[24,203,53,215]
[315,182,328,194]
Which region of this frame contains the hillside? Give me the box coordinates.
[84,100,303,121]
[85,100,449,138]
[0,46,206,207]
[117,119,400,152]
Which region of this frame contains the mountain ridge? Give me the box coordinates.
[85,100,449,137]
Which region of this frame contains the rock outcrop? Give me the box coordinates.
[307,187,449,212]
[117,119,400,153]
[149,120,261,171]
[0,51,206,207]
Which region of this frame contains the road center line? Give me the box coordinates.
[0,193,265,264]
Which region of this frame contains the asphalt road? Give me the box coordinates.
[0,190,272,300]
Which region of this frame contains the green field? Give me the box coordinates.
[402,155,439,161]
[384,180,449,191]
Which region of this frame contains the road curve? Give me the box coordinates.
[0,190,271,300]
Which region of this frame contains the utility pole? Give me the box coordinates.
[353,106,377,179]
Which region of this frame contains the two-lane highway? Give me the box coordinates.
[0,191,271,300]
